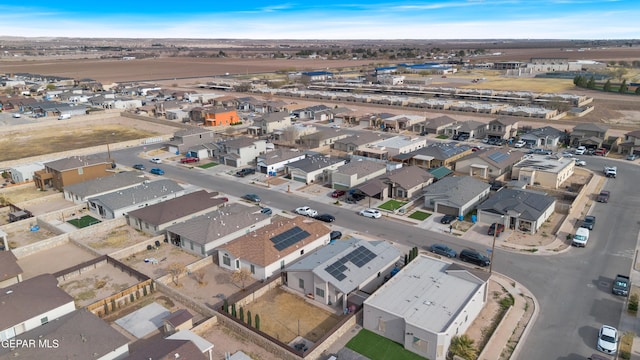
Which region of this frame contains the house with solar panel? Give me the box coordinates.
[392,142,473,170]
[476,188,556,234]
[284,238,401,308]
[216,216,331,280]
[362,255,488,360]
[511,154,575,189]
[454,148,526,180]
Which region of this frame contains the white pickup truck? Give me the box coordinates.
[603,166,617,178]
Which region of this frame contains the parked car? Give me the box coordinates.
[581,215,596,230]
[440,214,457,224]
[132,164,146,171]
[295,206,318,217]
[359,208,382,219]
[242,194,261,203]
[562,151,574,157]
[314,214,335,223]
[627,153,638,161]
[236,168,256,177]
[574,159,587,166]
[596,325,618,355]
[331,190,346,198]
[612,274,630,297]
[180,157,199,164]
[597,190,610,203]
[11,113,21,118]
[459,249,491,267]
[575,146,587,155]
[487,223,506,237]
[260,207,272,215]
[149,168,165,175]
[594,148,607,156]
[150,157,162,164]
[429,244,457,258]
[514,140,526,148]
[330,231,343,240]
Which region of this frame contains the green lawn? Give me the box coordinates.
[378,199,407,211]
[436,135,449,139]
[198,162,219,169]
[409,211,431,221]
[346,329,428,360]
[67,215,101,228]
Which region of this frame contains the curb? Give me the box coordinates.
[497,274,540,360]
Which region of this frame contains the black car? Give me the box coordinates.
[440,214,456,224]
[132,164,146,170]
[429,244,457,258]
[459,249,491,267]
[330,231,342,240]
[242,194,261,202]
[581,215,596,230]
[315,214,335,223]
[236,168,256,177]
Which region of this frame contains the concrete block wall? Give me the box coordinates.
[109,235,164,260]
[12,233,69,259]
[154,281,218,318]
[232,276,283,309]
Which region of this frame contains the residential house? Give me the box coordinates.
[87,179,185,219]
[423,176,491,216]
[363,255,488,360]
[292,104,334,121]
[332,132,389,153]
[285,238,401,308]
[217,137,267,167]
[299,128,352,149]
[126,190,227,235]
[256,149,306,174]
[356,136,427,160]
[332,160,388,189]
[301,71,333,82]
[126,334,208,360]
[477,188,556,234]
[511,154,575,189]
[163,309,193,335]
[412,115,457,135]
[9,163,44,184]
[0,274,76,341]
[382,114,424,132]
[332,107,358,126]
[392,142,473,170]
[166,127,217,155]
[204,108,240,127]
[33,156,115,191]
[570,123,609,148]
[218,216,331,280]
[0,309,130,360]
[165,203,271,257]
[358,112,396,128]
[455,148,526,180]
[519,126,565,149]
[285,155,347,184]
[444,120,487,139]
[0,252,23,289]
[486,117,519,140]
[618,129,640,155]
[247,112,292,137]
[64,171,148,204]
[357,165,434,201]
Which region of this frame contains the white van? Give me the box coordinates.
[58,114,71,120]
[572,227,590,247]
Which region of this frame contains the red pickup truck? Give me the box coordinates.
[596,190,610,203]
[180,157,199,164]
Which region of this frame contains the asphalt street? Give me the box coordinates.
[113,145,640,360]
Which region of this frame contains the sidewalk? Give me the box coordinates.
[619,230,640,360]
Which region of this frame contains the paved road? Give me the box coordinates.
[113,146,640,360]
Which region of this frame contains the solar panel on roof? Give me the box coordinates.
[488,152,510,163]
[323,245,378,281]
[270,226,310,251]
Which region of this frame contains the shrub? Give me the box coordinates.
[130,293,135,303]
[239,307,244,322]
[247,311,252,326]
[500,294,515,310]
[223,299,228,313]
[255,314,260,330]
[231,304,236,317]
[629,294,639,313]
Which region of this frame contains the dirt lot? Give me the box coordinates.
[16,242,98,279]
[74,225,152,255]
[58,263,142,307]
[120,244,201,279]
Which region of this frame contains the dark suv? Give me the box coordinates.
[487,223,505,237]
[581,215,596,230]
[236,168,256,177]
[459,249,491,267]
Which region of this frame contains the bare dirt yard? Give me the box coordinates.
[16,242,98,279]
[120,244,201,280]
[73,225,153,255]
[58,263,142,307]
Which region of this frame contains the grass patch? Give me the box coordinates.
[67,215,101,228]
[378,199,407,211]
[198,162,219,169]
[436,134,449,139]
[408,211,431,221]
[346,329,427,360]
[620,331,634,360]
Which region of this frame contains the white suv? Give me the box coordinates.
[514,140,526,148]
[575,146,586,155]
[295,206,318,217]
[150,158,162,164]
[359,208,382,219]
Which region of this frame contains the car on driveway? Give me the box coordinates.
[331,190,346,198]
[149,168,165,175]
[133,164,146,170]
[150,157,162,164]
[594,148,607,156]
[596,325,618,355]
[514,140,526,148]
[627,153,638,161]
[440,214,456,224]
[581,215,596,230]
[314,214,335,223]
[429,244,457,258]
[260,207,272,215]
[242,194,261,203]
[330,231,342,240]
[575,146,587,155]
[459,249,491,267]
[180,157,199,164]
[295,206,318,217]
[487,223,505,237]
[359,208,382,219]
[236,168,256,177]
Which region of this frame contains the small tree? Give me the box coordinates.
[255,314,260,330]
[111,299,117,312]
[130,293,135,303]
[247,311,252,326]
[223,299,229,313]
[167,263,186,287]
[231,304,237,317]
[587,76,596,89]
[231,268,253,290]
[448,335,478,360]
[239,307,244,322]
[603,79,612,92]
[193,269,207,286]
[619,79,628,93]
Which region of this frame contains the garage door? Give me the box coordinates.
[435,204,459,216]
[293,176,307,183]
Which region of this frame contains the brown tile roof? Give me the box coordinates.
[0,251,23,283]
[220,216,331,267]
[127,190,225,225]
[0,274,74,330]
[45,156,110,172]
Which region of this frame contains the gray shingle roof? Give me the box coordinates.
[127,190,226,225]
[572,123,609,132]
[45,156,109,172]
[386,166,433,189]
[478,188,555,221]
[63,171,147,198]
[88,179,183,210]
[423,176,490,207]
[0,251,23,283]
[402,142,471,160]
[286,155,345,173]
[258,149,305,165]
[336,160,386,176]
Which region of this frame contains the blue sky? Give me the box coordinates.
[0,1,638,39]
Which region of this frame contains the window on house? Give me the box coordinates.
[377,319,386,332]
[41,316,49,325]
[223,254,231,266]
[235,259,240,269]
[315,287,325,298]
[298,278,304,289]
[412,337,428,353]
[250,264,255,274]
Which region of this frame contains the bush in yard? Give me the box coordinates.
[239,307,244,322]
[629,294,639,312]
[247,311,252,326]
[255,314,260,330]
